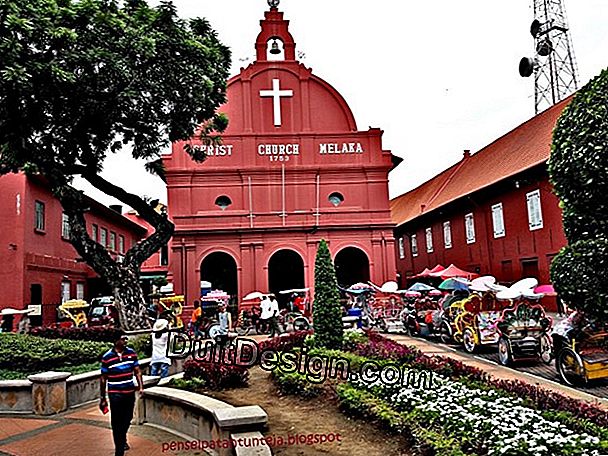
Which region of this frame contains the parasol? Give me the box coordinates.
[408,282,437,292]
[534,284,556,296]
[439,278,470,291]
[243,291,265,300]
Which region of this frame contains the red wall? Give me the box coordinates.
[394,166,566,307]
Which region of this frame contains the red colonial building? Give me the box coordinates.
[164,5,400,305]
[390,98,571,299]
[0,173,147,325]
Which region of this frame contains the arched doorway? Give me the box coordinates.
[200,252,238,297]
[334,247,370,287]
[267,250,305,299]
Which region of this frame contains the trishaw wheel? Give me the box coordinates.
[463,328,477,353]
[207,323,221,339]
[293,316,310,331]
[498,337,512,366]
[557,347,586,387]
[236,326,251,336]
[439,321,453,344]
[540,334,553,365]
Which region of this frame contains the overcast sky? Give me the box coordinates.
[74,0,608,207]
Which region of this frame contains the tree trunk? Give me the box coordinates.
[113,266,150,331]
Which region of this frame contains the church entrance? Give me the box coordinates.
[335,247,370,287]
[267,250,305,301]
[200,252,238,298]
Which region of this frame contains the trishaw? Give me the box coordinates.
[278,288,311,331]
[200,291,231,338]
[88,296,119,327]
[158,295,185,329]
[553,312,608,386]
[58,300,89,327]
[400,290,444,337]
[495,289,553,366]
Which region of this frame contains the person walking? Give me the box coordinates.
[150,319,171,378]
[259,295,273,334]
[268,294,281,337]
[216,302,232,346]
[99,332,144,456]
[190,300,202,338]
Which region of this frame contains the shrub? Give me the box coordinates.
[271,369,325,398]
[183,360,249,390]
[342,329,367,351]
[257,330,312,352]
[0,333,110,373]
[128,333,153,358]
[30,325,123,342]
[312,240,343,349]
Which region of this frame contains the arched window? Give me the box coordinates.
[215,195,232,210]
[328,192,344,207]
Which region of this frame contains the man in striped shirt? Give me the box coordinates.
[100,332,144,456]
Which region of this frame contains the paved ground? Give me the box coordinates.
[0,403,202,456]
[386,333,608,407]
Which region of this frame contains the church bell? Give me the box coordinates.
[269,40,281,55]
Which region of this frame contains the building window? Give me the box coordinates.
[526,189,544,231]
[100,228,107,247]
[160,245,169,266]
[109,232,116,251]
[398,237,405,259]
[215,195,232,210]
[119,235,125,254]
[465,213,476,244]
[328,192,345,207]
[76,282,85,300]
[443,221,452,249]
[411,235,418,257]
[61,213,71,239]
[35,201,45,231]
[491,203,505,238]
[92,224,98,242]
[61,281,70,303]
[425,227,433,253]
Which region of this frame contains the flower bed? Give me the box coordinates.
[182,360,249,390]
[30,325,123,342]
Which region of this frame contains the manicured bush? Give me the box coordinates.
[271,370,324,398]
[0,333,110,374]
[182,360,249,390]
[30,325,123,342]
[128,333,153,358]
[257,329,312,352]
[312,240,343,349]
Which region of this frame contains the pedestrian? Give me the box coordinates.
[268,294,281,337]
[259,295,273,334]
[99,332,144,456]
[150,319,171,378]
[190,300,202,338]
[0,314,14,333]
[216,302,232,346]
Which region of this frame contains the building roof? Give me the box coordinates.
[390,97,572,227]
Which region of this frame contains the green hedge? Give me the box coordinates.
[0,333,110,374]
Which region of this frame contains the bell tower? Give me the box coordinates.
[255,0,296,62]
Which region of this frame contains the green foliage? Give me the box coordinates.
[342,329,367,351]
[549,68,608,319]
[271,369,325,398]
[551,239,608,320]
[167,377,207,392]
[312,240,343,349]
[0,0,231,178]
[128,333,152,358]
[0,333,110,374]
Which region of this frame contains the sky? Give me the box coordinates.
[74,0,608,207]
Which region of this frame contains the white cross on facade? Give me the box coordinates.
[259,78,293,127]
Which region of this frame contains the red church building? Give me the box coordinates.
[164,4,400,305]
[390,98,571,301]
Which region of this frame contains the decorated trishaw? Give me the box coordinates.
[58,299,89,327]
[400,283,444,337]
[158,295,185,329]
[553,312,608,386]
[495,288,553,366]
[278,288,311,331]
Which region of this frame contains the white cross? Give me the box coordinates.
[259,78,293,127]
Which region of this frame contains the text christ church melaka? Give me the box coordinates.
[163,3,400,305]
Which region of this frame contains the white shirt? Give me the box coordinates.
[260,298,273,320]
[270,299,280,316]
[151,332,171,365]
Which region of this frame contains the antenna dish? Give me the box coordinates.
[519,57,535,77]
[530,19,542,37]
[536,38,553,56]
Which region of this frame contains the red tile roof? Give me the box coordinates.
[390,97,572,227]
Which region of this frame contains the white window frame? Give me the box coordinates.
[425,227,434,253]
[61,213,71,239]
[100,228,107,247]
[119,235,125,254]
[411,234,418,257]
[76,282,85,300]
[61,281,71,303]
[398,237,405,259]
[491,203,505,238]
[465,213,476,244]
[526,189,544,231]
[443,221,452,249]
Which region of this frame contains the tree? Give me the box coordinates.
[0,0,231,329]
[312,240,343,349]
[549,68,608,321]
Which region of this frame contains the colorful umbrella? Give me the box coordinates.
[534,284,556,296]
[403,290,422,298]
[439,278,470,291]
[408,282,437,292]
